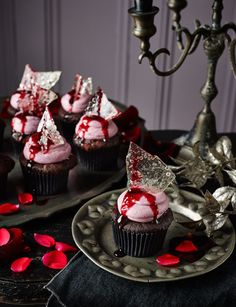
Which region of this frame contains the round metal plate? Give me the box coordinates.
[72,188,235,282]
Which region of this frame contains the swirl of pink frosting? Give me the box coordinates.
[61,92,91,114]
[11,113,40,135]
[75,115,118,140]
[117,188,169,223]
[10,92,31,110]
[23,135,71,164]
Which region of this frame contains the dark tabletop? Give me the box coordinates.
[0,130,236,307]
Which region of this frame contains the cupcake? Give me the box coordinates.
[20,107,77,195]
[0,154,15,199]
[8,64,61,116]
[73,88,121,171]
[11,85,58,143]
[59,74,93,138]
[112,142,175,257]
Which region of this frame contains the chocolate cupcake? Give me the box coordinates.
[59,74,92,139]
[0,154,15,199]
[20,107,77,195]
[73,88,121,171]
[112,142,175,257]
[8,64,61,116]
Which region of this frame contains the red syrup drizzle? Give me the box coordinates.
[12,113,27,134]
[120,187,158,218]
[28,132,54,161]
[78,115,109,140]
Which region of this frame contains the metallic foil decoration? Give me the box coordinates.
[170,136,236,189]
[85,88,121,120]
[73,74,93,96]
[126,142,175,192]
[18,64,61,91]
[37,107,64,148]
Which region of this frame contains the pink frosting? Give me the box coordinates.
[11,113,40,135]
[75,115,118,140]
[10,92,31,110]
[117,189,169,223]
[61,93,91,113]
[23,136,72,164]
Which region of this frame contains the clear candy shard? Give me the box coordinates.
[85,88,120,120]
[126,142,175,192]
[18,84,57,113]
[37,107,64,148]
[74,74,93,96]
[18,64,61,91]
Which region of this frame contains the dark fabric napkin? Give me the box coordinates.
[46,245,236,307]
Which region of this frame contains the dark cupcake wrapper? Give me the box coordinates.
[20,163,69,196]
[76,144,120,172]
[112,221,168,257]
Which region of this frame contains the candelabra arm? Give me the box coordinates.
[144,27,210,77]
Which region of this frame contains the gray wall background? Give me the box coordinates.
[1,0,236,132]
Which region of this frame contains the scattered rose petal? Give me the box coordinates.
[18,193,33,205]
[0,228,11,246]
[123,126,141,143]
[42,250,67,269]
[156,254,180,266]
[34,233,55,248]
[0,203,20,215]
[175,240,198,253]
[55,242,78,253]
[11,257,32,273]
[0,228,24,264]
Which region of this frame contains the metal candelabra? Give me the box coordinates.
[129,0,236,157]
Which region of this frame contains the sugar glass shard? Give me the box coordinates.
[37,107,64,148]
[73,74,93,96]
[18,64,61,91]
[85,88,120,120]
[126,142,175,192]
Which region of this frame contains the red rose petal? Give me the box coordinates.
[175,240,198,253]
[0,203,20,215]
[0,228,24,264]
[0,228,11,246]
[11,257,32,273]
[123,126,141,143]
[18,193,33,205]
[156,254,180,266]
[34,233,55,248]
[42,250,67,269]
[55,242,78,253]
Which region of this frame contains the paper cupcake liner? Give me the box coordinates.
[20,163,69,196]
[76,144,120,172]
[112,222,167,257]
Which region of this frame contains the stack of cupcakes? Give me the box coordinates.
[112,142,175,257]
[73,88,121,172]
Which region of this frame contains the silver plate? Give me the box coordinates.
[72,188,236,282]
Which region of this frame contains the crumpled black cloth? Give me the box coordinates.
[46,246,236,307]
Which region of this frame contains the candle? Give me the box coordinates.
[134,0,153,12]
